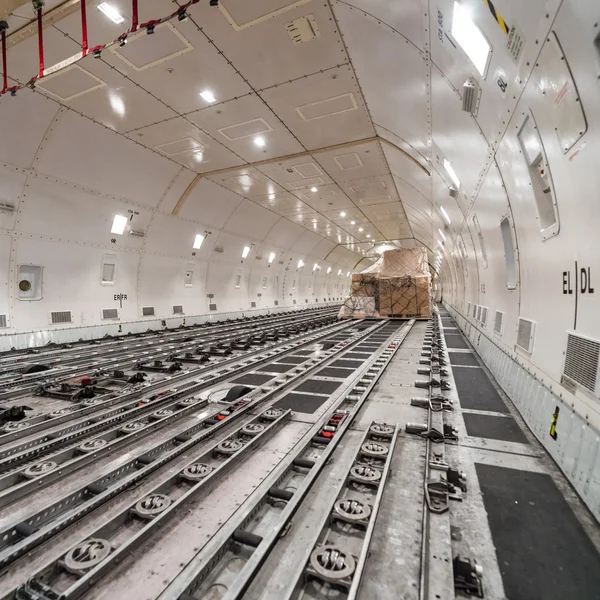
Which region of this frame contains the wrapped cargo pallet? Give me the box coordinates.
[339,248,432,319]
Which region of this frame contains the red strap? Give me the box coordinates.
[81,0,88,57]
[131,0,139,32]
[37,8,44,78]
[1,30,7,94]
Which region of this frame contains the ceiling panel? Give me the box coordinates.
[256,156,334,191]
[294,184,355,211]
[339,174,398,206]
[176,179,243,228]
[260,66,374,150]
[207,166,287,199]
[222,199,281,240]
[313,139,387,182]
[188,94,304,161]
[126,117,243,172]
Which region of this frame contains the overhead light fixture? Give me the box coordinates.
[443,158,460,189]
[340,211,346,217]
[254,136,266,147]
[367,234,371,238]
[440,206,451,225]
[346,271,350,277]
[451,1,491,76]
[358,227,364,232]
[268,252,276,263]
[327,266,332,274]
[298,259,305,268]
[111,214,128,235]
[193,152,203,163]
[313,263,319,271]
[268,194,275,200]
[438,228,447,242]
[242,245,251,259]
[193,233,204,249]
[98,2,125,24]
[311,187,318,193]
[200,90,216,103]
[313,222,317,229]
[351,220,356,225]
[338,269,342,276]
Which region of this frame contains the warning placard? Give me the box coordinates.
[507,25,525,63]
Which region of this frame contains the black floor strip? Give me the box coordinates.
[231,374,276,386]
[463,413,528,444]
[315,367,355,379]
[257,363,296,373]
[449,352,479,367]
[330,359,366,369]
[453,367,508,412]
[476,464,600,600]
[294,379,342,395]
[273,392,331,414]
[276,356,308,364]
[443,334,469,349]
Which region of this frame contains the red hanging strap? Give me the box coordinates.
[36,7,44,78]
[131,0,139,32]
[80,0,88,57]
[1,27,7,95]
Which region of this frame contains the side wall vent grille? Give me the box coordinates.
[209,304,217,311]
[274,300,279,306]
[494,311,504,335]
[0,314,7,328]
[563,333,600,394]
[481,307,488,326]
[516,318,536,353]
[473,304,478,318]
[467,302,471,317]
[50,311,72,324]
[476,305,482,322]
[250,302,256,308]
[173,305,183,314]
[102,308,119,320]
[142,306,155,317]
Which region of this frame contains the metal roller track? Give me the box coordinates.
[0,319,385,569]
[0,307,332,369]
[0,317,351,508]
[156,320,415,600]
[11,409,293,600]
[0,309,337,401]
[0,310,338,445]
[268,421,399,600]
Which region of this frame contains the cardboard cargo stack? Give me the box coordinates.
[339,248,432,319]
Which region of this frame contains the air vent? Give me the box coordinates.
[274,300,279,306]
[472,304,478,318]
[173,305,183,314]
[286,15,320,44]
[129,230,145,238]
[209,304,217,311]
[0,314,7,328]
[481,307,488,326]
[467,302,471,317]
[476,305,482,322]
[462,78,480,115]
[563,333,600,394]
[214,246,224,253]
[494,310,504,335]
[0,202,15,214]
[102,308,119,320]
[293,299,297,305]
[142,306,155,317]
[250,302,256,308]
[516,318,536,353]
[50,311,72,324]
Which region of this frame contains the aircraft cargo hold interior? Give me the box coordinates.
[0,0,599,599]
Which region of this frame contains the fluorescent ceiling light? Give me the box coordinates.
[451,1,491,76]
[254,136,266,147]
[268,252,276,263]
[200,90,216,103]
[193,234,204,249]
[313,263,319,271]
[313,222,317,229]
[443,158,461,189]
[346,271,350,277]
[338,269,342,275]
[440,206,451,225]
[351,220,356,225]
[367,234,371,238]
[439,228,447,242]
[311,187,318,193]
[98,2,125,24]
[111,214,128,235]
[298,259,304,268]
[242,245,251,258]
[327,266,332,274]
[358,227,364,232]
[340,211,346,217]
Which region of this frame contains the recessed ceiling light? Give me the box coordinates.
[298,259,305,268]
[193,233,204,249]
[351,220,356,225]
[327,266,332,274]
[451,1,491,76]
[242,245,251,258]
[313,263,319,271]
[311,187,318,193]
[338,269,342,276]
[367,234,371,238]
[440,206,451,225]
[438,228,447,242]
[340,212,346,217]
[268,194,275,200]
[254,136,266,147]
[111,214,128,235]
[358,227,364,232]
[443,158,461,189]
[98,2,125,24]
[200,90,216,103]
[268,252,276,263]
